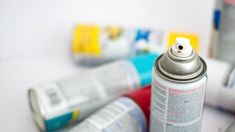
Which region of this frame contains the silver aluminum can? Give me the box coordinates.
[28,53,157,131]
[28,60,140,131]
[150,37,207,132]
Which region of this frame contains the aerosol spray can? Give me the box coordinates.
[205,58,235,112]
[213,0,235,65]
[150,37,207,132]
[72,24,163,66]
[70,86,151,132]
[28,53,157,131]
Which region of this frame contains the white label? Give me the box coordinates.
[150,75,207,132]
[73,27,164,65]
[100,27,131,58]
[35,60,140,120]
[70,97,147,132]
[58,60,140,110]
[131,29,165,55]
[35,83,69,118]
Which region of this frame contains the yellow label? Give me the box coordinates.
[167,32,199,52]
[72,110,79,121]
[68,110,80,125]
[72,25,101,56]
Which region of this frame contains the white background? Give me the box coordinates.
[0,0,214,60]
[0,0,229,132]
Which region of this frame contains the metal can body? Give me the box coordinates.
[150,37,207,132]
[28,54,157,131]
[151,71,207,132]
[70,97,147,132]
[205,58,235,112]
[70,86,151,132]
[28,60,140,131]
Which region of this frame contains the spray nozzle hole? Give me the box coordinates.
[178,45,183,50]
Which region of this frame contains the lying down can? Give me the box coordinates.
[70,86,151,132]
[150,37,207,132]
[205,58,235,112]
[28,53,157,131]
[72,24,164,66]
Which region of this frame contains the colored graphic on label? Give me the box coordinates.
[167,32,199,52]
[105,27,123,40]
[214,10,221,30]
[72,25,101,56]
[135,30,150,42]
[133,29,164,55]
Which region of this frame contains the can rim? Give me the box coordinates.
[154,54,207,83]
[28,88,46,131]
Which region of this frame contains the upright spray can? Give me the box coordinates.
[150,37,207,132]
[28,54,157,131]
[70,86,151,132]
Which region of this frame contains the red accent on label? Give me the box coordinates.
[125,85,151,128]
[224,0,235,5]
[169,84,206,95]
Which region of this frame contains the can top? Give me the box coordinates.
[125,85,151,125]
[171,37,193,58]
[130,53,158,86]
[155,37,206,83]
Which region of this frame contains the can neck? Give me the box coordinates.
[154,38,207,83]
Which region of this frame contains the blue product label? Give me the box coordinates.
[130,54,158,87]
[132,29,164,56]
[135,29,151,42]
[214,9,221,30]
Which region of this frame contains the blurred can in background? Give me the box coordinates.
[72,24,200,66]
[72,24,163,66]
[213,0,235,65]
[150,38,207,132]
[225,121,235,132]
[205,57,235,112]
[70,86,151,132]
[28,53,157,131]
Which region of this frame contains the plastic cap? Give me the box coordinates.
[171,37,193,58]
